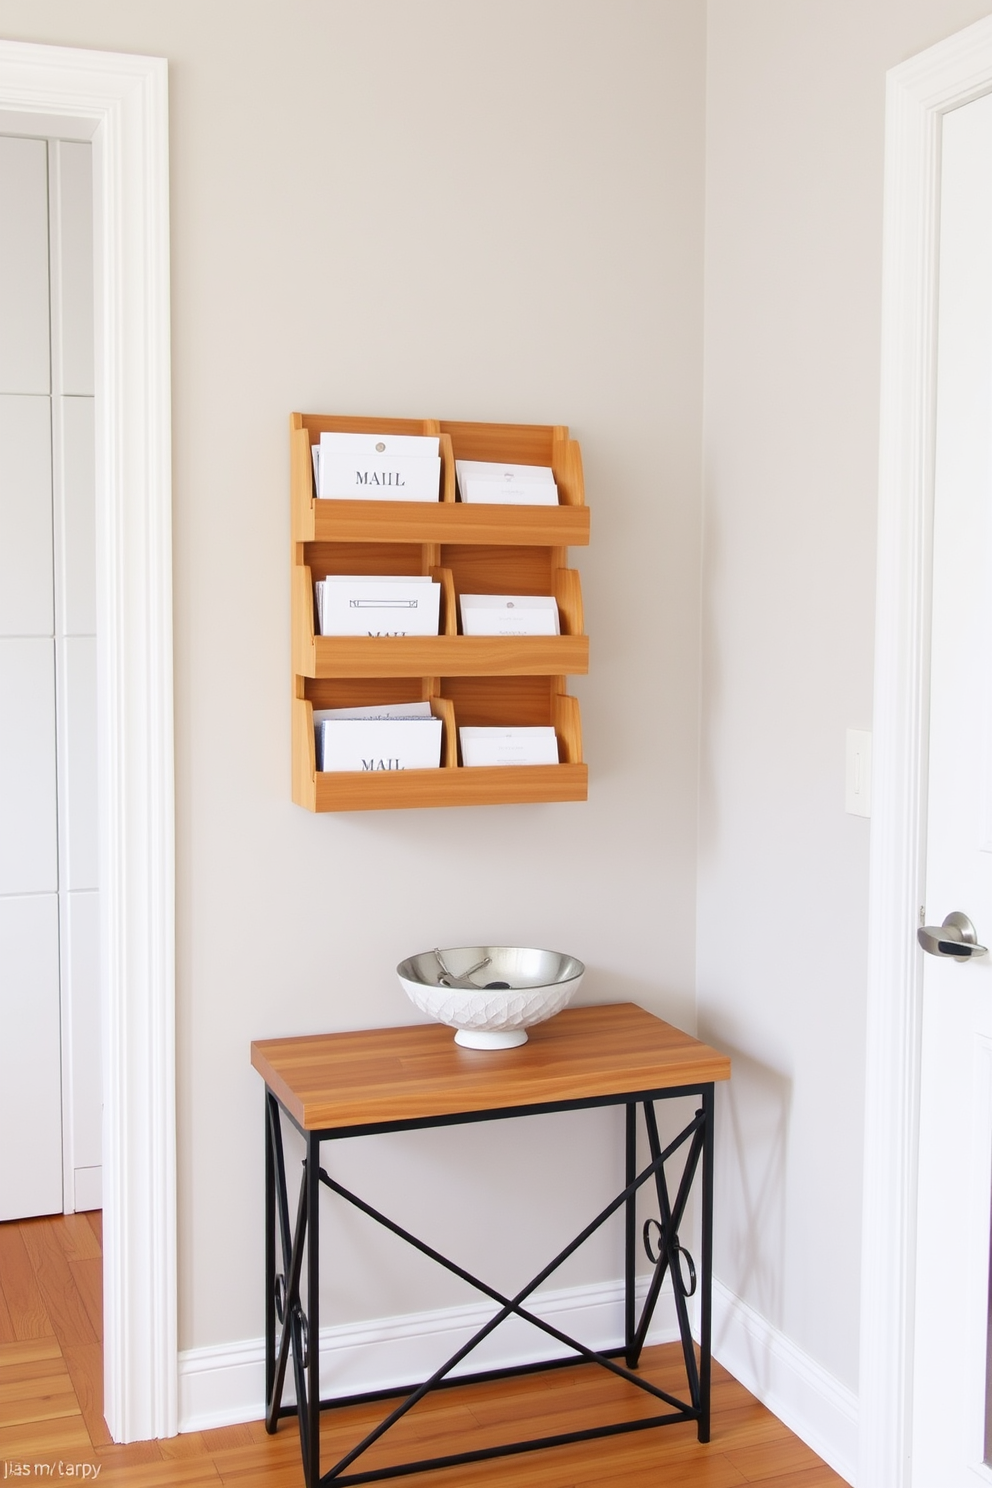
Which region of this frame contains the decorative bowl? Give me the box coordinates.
[396,945,585,1049]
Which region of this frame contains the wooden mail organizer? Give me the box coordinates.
[252,1004,731,1487]
[291,413,590,812]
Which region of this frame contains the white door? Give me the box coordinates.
[911,90,992,1485]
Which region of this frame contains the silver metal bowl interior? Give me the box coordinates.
[397,945,585,991]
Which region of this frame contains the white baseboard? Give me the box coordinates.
[178,1275,678,1434]
[711,1278,858,1486]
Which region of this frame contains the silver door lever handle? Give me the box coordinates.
[917,911,988,960]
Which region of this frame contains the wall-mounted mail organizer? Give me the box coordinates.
[290,413,590,812]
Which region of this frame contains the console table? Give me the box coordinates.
[251,1002,731,1486]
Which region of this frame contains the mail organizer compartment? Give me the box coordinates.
[293,549,460,678]
[442,546,583,634]
[291,413,590,811]
[293,677,585,812]
[291,413,456,542]
[292,414,589,547]
[294,544,587,680]
[293,680,457,814]
[442,676,584,766]
[440,419,585,507]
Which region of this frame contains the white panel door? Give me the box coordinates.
[0,638,58,895]
[0,136,50,394]
[912,91,992,1485]
[0,894,63,1219]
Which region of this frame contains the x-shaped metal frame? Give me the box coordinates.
[264,1086,715,1487]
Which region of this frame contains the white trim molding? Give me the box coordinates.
[178,1276,679,1435]
[861,15,992,1487]
[0,42,175,1442]
[712,1280,857,1486]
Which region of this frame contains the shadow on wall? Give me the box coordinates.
[711,1044,792,1368]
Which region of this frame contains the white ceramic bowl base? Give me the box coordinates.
[396,946,585,1050]
[454,1028,529,1050]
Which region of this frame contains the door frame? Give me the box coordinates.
[861,14,992,1485]
[0,41,175,1442]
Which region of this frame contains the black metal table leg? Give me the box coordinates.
[624,1100,637,1367]
[306,1132,321,1487]
[698,1082,715,1443]
[265,1093,276,1416]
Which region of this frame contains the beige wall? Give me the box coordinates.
[699,0,992,1393]
[0,0,707,1349]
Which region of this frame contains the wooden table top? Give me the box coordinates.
[251,1003,731,1132]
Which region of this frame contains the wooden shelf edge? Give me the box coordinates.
[304,634,590,679]
[310,499,590,547]
[291,695,317,810]
[311,763,588,812]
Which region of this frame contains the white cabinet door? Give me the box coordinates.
[0,894,63,1219]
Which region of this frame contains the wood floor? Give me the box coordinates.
[0,1213,849,1486]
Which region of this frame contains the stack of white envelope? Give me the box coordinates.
[314,701,442,773]
[459,727,560,767]
[314,432,441,502]
[459,593,559,637]
[316,575,441,636]
[455,460,559,506]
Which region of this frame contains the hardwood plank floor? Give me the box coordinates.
[0,1214,850,1486]
[0,1222,55,1341]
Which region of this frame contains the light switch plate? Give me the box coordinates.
[846,728,872,817]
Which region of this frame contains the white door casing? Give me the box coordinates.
[863,14,992,1487]
[0,42,175,1442]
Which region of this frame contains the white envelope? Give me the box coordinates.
[316,578,441,636]
[458,726,559,767]
[319,452,442,502]
[313,702,434,764]
[314,436,440,498]
[319,717,442,773]
[455,460,558,506]
[313,701,433,759]
[459,593,559,637]
[455,460,555,485]
[460,480,559,506]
